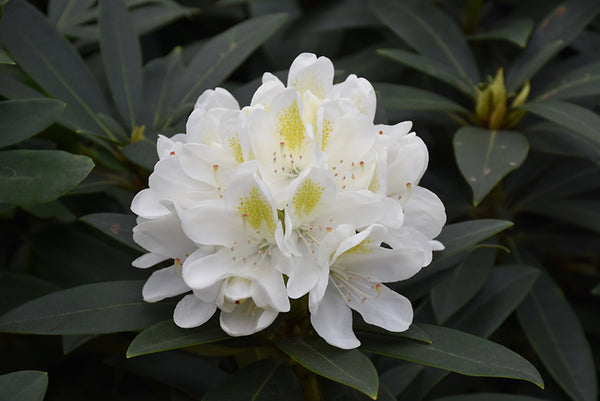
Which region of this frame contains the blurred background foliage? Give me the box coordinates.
[0,0,598,400]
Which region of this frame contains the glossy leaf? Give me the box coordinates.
[448,264,541,337]
[360,324,543,388]
[376,83,468,113]
[520,101,600,165]
[121,135,159,170]
[507,1,600,90]
[380,363,423,397]
[175,13,288,108]
[536,61,600,101]
[80,212,144,251]
[276,336,378,399]
[0,65,45,100]
[140,46,184,131]
[377,49,476,97]
[289,0,378,33]
[131,3,197,37]
[431,247,496,323]
[469,19,534,48]
[0,150,94,206]
[99,0,142,130]
[0,272,59,315]
[370,0,478,82]
[127,318,229,358]
[454,127,529,205]
[0,280,173,335]
[355,322,431,344]
[520,199,600,234]
[517,273,598,401]
[203,359,301,401]
[432,393,547,401]
[0,370,48,401]
[0,0,115,139]
[524,121,600,163]
[0,98,65,148]
[434,219,513,261]
[0,48,14,64]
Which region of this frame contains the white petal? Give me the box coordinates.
[143,266,190,302]
[286,167,336,227]
[182,247,237,290]
[131,189,169,219]
[309,281,360,349]
[402,186,447,239]
[173,294,217,328]
[132,252,167,268]
[332,74,377,121]
[350,285,413,332]
[286,244,323,299]
[287,53,334,99]
[219,301,278,336]
[181,201,243,247]
[194,87,239,112]
[133,213,197,259]
[341,244,425,283]
[386,133,429,195]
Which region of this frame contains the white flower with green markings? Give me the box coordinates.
[131,52,446,347]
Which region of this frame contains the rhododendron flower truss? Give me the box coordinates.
[131,52,446,348]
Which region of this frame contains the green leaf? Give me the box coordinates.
[276,336,379,399]
[48,0,96,31]
[355,322,431,344]
[0,65,45,100]
[80,212,144,251]
[202,359,301,401]
[131,3,198,37]
[524,121,600,163]
[360,324,544,388]
[0,0,115,140]
[448,264,541,337]
[287,0,378,34]
[520,199,600,234]
[519,101,600,165]
[0,272,59,315]
[432,393,547,401]
[454,127,529,205]
[370,0,478,82]
[0,150,94,206]
[376,49,476,97]
[0,47,15,64]
[140,46,185,131]
[99,0,142,130]
[435,219,514,262]
[0,370,48,401]
[380,363,423,397]
[0,280,173,335]
[127,318,229,358]
[175,13,288,108]
[536,61,600,101]
[507,2,600,91]
[517,273,598,401]
[469,19,535,48]
[431,247,496,323]
[0,98,65,148]
[121,135,159,170]
[62,334,97,354]
[376,83,468,113]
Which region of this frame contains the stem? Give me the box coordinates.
[464,0,484,34]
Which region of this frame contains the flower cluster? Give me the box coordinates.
[131,53,446,349]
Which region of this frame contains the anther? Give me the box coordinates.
[170,151,175,155]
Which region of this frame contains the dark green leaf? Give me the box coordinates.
[99,0,142,130]
[21,199,77,222]
[355,322,431,344]
[536,61,600,101]
[432,393,547,401]
[62,334,97,354]
[276,336,378,399]
[0,48,15,64]
[380,363,423,397]
[202,359,301,401]
[431,247,496,323]
[131,3,198,37]
[360,324,543,388]
[370,0,478,82]
[0,370,48,401]
[0,272,59,315]
[121,135,158,170]
[524,121,600,163]
[469,19,534,48]
[448,264,541,337]
[127,318,229,358]
[289,0,378,33]
[377,49,476,97]
[454,127,529,205]
[48,0,95,31]
[376,83,468,113]
[80,212,144,251]
[0,280,173,335]
[0,98,65,148]
[140,46,185,131]
[0,150,94,205]
[175,13,288,108]
[0,0,115,140]
[435,219,513,261]
[520,199,600,234]
[520,101,600,165]
[507,1,600,90]
[517,273,598,401]
[0,65,45,100]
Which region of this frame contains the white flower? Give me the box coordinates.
[130,52,446,347]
